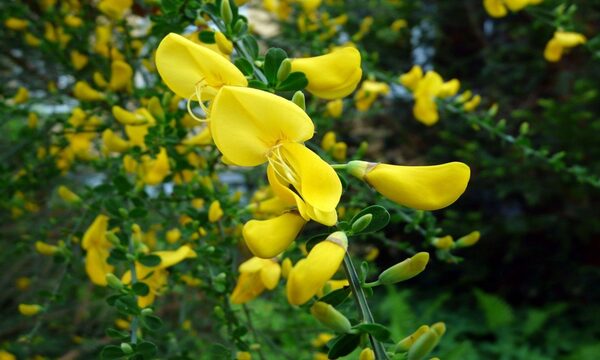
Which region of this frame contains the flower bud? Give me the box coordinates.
[432,235,454,250]
[351,213,372,234]
[359,348,375,360]
[220,0,233,25]
[208,200,224,222]
[431,322,446,337]
[106,273,123,290]
[19,303,43,316]
[277,59,292,82]
[35,241,59,256]
[141,308,154,316]
[215,32,234,55]
[120,343,133,354]
[310,302,351,333]
[73,81,104,102]
[455,231,480,248]
[378,252,429,285]
[395,325,430,352]
[407,329,440,360]
[292,91,305,111]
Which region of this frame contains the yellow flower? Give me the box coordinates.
[5,18,28,31]
[326,99,343,118]
[12,87,29,104]
[58,185,81,203]
[236,351,252,360]
[214,31,234,55]
[243,211,307,258]
[290,47,362,99]
[230,257,281,304]
[108,60,133,91]
[64,14,83,27]
[347,160,470,211]
[81,215,114,286]
[155,32,247,100]
[35,241,59,256]
[287,232,347,306]
[182,127,213,146]
[544,31,587,62]
[483,0,508,17]
[413,71,443,126]
[432,235,454,250]
[321,131,336,152]
[399,65,423,91]
[463,94,481,112]
[359,348,375,360]
[98,0,133,20]
[311,332,335,348]
[208,200,224,222]
[24,33,41,47]
[73,81,104,101]
[16,276,31,290]
[354,80,390,111]
[113,107,156,149]
[70,50,88,70]
[438,79,460,98]
[166,228,181,244]
[210,86,342,226]
[141,148,171,185]
[102,129,130,153]
[122,245,197,307]
[19,303,43,316]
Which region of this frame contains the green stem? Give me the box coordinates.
[330,163,348,170]
[343,252,389,360]
[128,233,139,344]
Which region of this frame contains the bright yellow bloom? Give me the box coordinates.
[354,80,390,111]
[321,131,336,152]
[399,65,423,91]
[19,303,43,316]
[483,0,541,17]
[12,87,29,104]
[326,99,343,118]
[108,60,133,91]
[413,71,443,126]
[166,228,181,244]
[210,86,342,226]
[347,160,470,211]
[182,127,212,146]
[456,231,481,247]
[102,129,130,153]
[73,81,104,101]
[432,235,454,249]
[544,31,587,62]
[122,245,197,307]
[208,200,224,222]
[141,148,171,185]
[287,232,347,306]
[311,332,335,348]
[113,106,156,149]
[98,0,133,20]
[291,47,362,99]
[230,257,281,304]
[70,50,88,70]
[155,32,247,99]
[81,215,114,286]
[5,18,28,31]
[243,211,307,258]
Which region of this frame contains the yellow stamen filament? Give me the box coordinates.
[186,77,210,123]
[267,145,300,190]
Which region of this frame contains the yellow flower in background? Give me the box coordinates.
[112,106,156,149]
[287,232,347,306]
[24,32,41,47]
[58,185,81,203]
[544,31,587,62]
[359,348,375,360]
[354,80,390,111]
[35,241,60,256]
[70,50,88,70]
[102,129,130,153]
[109,60,133,92]
[122,245,197,307]
[347,160,471,211]
[290,47,362,99]
[483,0,542,18]
[463,94,481,112]
[73,81,104,101]
[236,351,252,360]
[64,14,83,28]
[399,65,423,91]
[98,0,133,20]
[12,87,29,104]
[210,86,342,226]
[5,18,28,31]
[230,257,281,304]
[326,99,343,118]
[19,303,43,316]
[413,71,443,126]
[208,200,224,222]
[81,214,114,286]
[141,148,171,185]
[243,211,307,258]
[155,32,247,108]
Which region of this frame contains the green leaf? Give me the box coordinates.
[263,48,288,85]
[135,341,158,358]
[248,80,270,91]
[276,72,308,92]
[352,323,391,341]
[113,175,132,194]
[208,344,232,358]
[240,35,258,59]
[132,282,150,296]
[115,296,140,316]
[106,328,130,339]
[129,207,148,219]
[138,254,161,267]
[198,30,215,44]
[318,286,350,306]
[141,315,163,331]
[474,289,514,328]
[100,345,125,360]
[234,58,254,76]
[350,205,390,234]
[328,333,360,358]
[161,0,182,14]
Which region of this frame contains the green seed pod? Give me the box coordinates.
[351,213,373,233]
[220,0,233,26]
[407,329,439,360]
[277,59,292,82]
[310,301,351,333]
[378,252,429,285]
[455,231,480,248]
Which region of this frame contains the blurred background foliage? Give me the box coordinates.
[1,0,599,359]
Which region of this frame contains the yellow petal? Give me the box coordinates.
[504,0,529,12]
[102,129,130,153]
[483,0,507,17]
[243,212,307,258]
[544,38,563,62]
[155,33,247,98]
[230,272,265,304]
[73,81,104,101]
[183,127,212,146]
[365,162,471,210]
[413,98,439,126]
[82,214,109,249]
[286,232,347,305]
[553,31,587,47]
[153,244,197,269]
[109,60,133,91]
[86,246,114,286]
[291,47,362,99]
[260,261,281,289]
[239,257,271,273]
[19,304,42,316]
[399,65,423,91]
[208,200,223,222]
[142,147,171,185]
[279,142,341,224]
[210,86,315,166]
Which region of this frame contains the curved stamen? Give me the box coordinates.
[186,77,210,123]
[267,145,300,189]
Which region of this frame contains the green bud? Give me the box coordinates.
[106,232,121,246]
[455,231,480,248]
[233,19,247,35]
[292,91,305,111]
[141,308,153,316]
[519,122,529,135]
[106,273,123,290]
[378,252,429,285]
[118,208,128,218]
[310,302,351,333]
[214,305,225,319]
[407,329,439,360]
[120,343,133,354]
[220,0,233,26]
[395,325,430,352]
[351,213,373,234]
[431,322,446,337]
[277,59,292,82]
